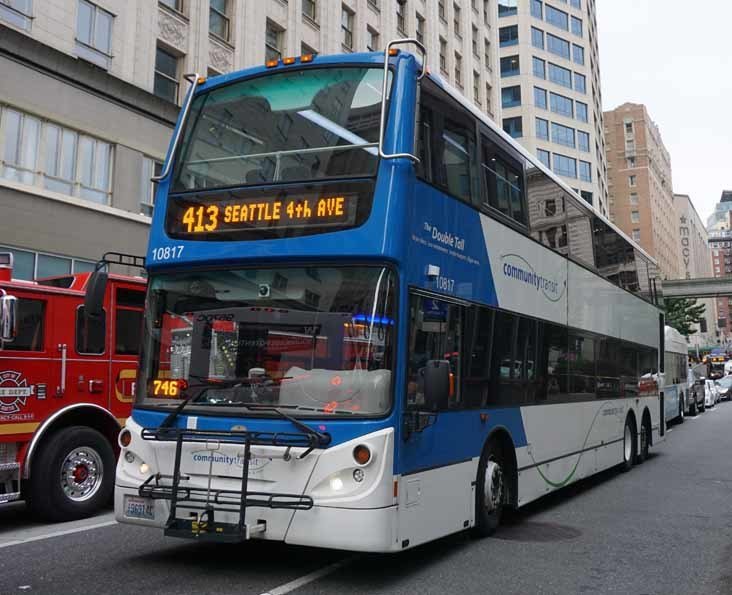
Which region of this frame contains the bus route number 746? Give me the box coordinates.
[151,246,184,262]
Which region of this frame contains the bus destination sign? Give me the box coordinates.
[166,184,369,240]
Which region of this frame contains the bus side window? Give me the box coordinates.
[417,101,433,182]
[569,332,596,399]
[463,306,494,408]
[406,295,462,410]
[115,288,145,355]
[539,322,569,402]
[4,299,46,351]
[480,136,527,226]
[76,306,106,355]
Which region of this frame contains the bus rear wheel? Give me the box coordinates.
[621,417,636,472]
[637,416,651,463]
[28,426,115,522]
[474,438,508,537]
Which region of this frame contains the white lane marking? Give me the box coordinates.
[0,519,117,549]
[261,556,357,595]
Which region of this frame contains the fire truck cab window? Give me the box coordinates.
[5,299,45,351]
[76,306,106,354]
[115,288,144,355]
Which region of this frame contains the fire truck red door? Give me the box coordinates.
[109,285,145,422]
[0,292,57,438]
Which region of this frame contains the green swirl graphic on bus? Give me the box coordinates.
[501,254,566,302]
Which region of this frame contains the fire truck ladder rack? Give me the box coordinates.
[94,252,146,272]
[139,427,321,542]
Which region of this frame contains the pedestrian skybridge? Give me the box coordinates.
[663,277,732,298]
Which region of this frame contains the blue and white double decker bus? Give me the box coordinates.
[114,42,666,551]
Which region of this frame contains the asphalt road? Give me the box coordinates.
[2,403,732,595]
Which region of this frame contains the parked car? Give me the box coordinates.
[687,364,707,415]
[705,379,718,408]
[715,376,732,401]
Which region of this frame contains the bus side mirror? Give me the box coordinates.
[84,270,108,319]
[0,294,17,342]
[423,360,450,411]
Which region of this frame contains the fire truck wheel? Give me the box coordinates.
[29,426,115,522]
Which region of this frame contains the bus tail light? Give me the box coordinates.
[119,428,132,448]
[353,444,371,466]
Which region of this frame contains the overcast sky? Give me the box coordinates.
[597,0,732,224]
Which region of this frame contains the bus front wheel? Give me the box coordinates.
[474,438,508,537]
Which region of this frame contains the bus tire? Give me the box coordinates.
[621,416,636,472]
[29,426,115,522]
[678,397,685,424]
[474,438,508,537]
[637,415,651,464]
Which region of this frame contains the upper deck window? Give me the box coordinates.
[172,67,391,193]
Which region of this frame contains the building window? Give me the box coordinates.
[553,153,577,178]
[627,156,636,168]
[484,0,490,24]
[368,0,380,11]
[0,107,112,204]
[141,158,162,216]
[570,0,581,8]
[579,160,591,182]
[532,56,546,78]
[301,41,318,56]
[453,3,461,37]
[303,0,317,22]
[417,14,425,45]
[571,15,583,36]
[439,0,446,20]
[0,246,96,281]
[474,71,481,105]
[503,117,523,138]
[341,6,354,49]
[76,0,113,69]
[576,101,588,122]
[546,32,570,59]
[534,86,547,109]
[484,39,491,65]
[439,37,448,73]
[159,0,183,11]
[454,52,462,86]
[548,62,572,88]
[545,5,569,30]
[572,44,584,65]
[629,192,639,205]
[265,20,284,61]
[532,27,544,49]
[631,210,640,223]
[396,1,406,35]
[531,0,543,18]
[549,91,573,117]
[498,0,517,17]
[625,121,634,133]
[500,55,520,77]
[551,122,575,148]
[154,46,179,103]
[580,190,592,204]
[472,25,479,56]
[499,25,519,47]
[536,117,549,140]
[0,0,33,30]
[629,174,637,187]
[537,149,551,168]
[209,0,230,40]
[367,26,379,51]
[502,85,521,108]
[577,130,590,152]
[574,72,586,93]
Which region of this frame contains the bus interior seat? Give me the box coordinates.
[279,366,391,413]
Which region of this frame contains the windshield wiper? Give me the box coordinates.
[160,394,196,429]
[240,403,331,454]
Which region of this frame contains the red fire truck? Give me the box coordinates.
[0,252,146,521]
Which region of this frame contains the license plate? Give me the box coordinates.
[124,495,155,520]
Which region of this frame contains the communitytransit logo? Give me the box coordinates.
[501,253,566,302]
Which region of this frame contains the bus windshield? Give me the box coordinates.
[172,67,390,192]
[137,266,395,417]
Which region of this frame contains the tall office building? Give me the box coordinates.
[496,0,608,216]
[673,193,716,350]
[604,102,681,280]
[707,192,732,342]
[0,0,499,279]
